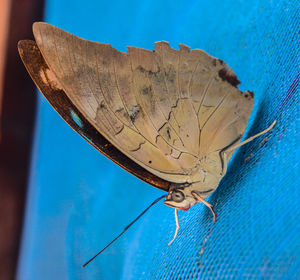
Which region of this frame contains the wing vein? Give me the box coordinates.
[177,50,181,98]
[188,60,201,119]
[112,55,160,149]
[201,91,232,131]
[178,50,201,155]
[197,77,214,115]
[65,34,96,116]
[145,75,188,153]
[91,45,135,135]
[187,60,200,98]
[79,39,119,134]
[159,48,181,128]
[128,54,189,173]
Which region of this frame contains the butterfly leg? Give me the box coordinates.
[168,209,180,245]
[220,150,229,176]
[219,120,276,175]
[191,191,217,222]
[219,137,241,176]
[224,121,276,155]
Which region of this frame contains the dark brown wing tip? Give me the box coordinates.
[18,39,36,49]
[218,67,241,87]
[17,40,25,54]
[17,40,36,61]
[17,40,30,51]
[17,40,25,48]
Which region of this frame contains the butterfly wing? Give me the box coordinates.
[17,39,171,191]
[32,23,197,183]
[30,22,253,185]
[153,42,254,177]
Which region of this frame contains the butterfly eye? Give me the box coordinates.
[171,190,185,202]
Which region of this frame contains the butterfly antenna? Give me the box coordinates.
[82,194,166,268]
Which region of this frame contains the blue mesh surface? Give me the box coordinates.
[17,0,299,279]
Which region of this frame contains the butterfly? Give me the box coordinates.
[18,22,275,266]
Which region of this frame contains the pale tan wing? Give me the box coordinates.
[198,88,254,158]
[186,52,254,159]
[33,22,199,183]
[152,42,253,167]
[33,22,253,185]
[17,40,170,191]
[184,47,254,175]
[163,44,254,159]
[127,43,201,171]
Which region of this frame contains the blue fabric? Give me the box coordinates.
[17,0,299,279]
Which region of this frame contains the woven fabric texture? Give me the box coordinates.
[18,0,299,279]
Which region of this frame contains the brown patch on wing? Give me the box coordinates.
[218,67,240,87]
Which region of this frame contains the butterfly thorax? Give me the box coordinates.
[164,163,223,210]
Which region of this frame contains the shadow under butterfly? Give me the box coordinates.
[18,22,276,267]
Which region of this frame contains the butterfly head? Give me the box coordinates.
[163,184,197,211]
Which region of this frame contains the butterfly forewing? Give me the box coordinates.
[17,39,171,191]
